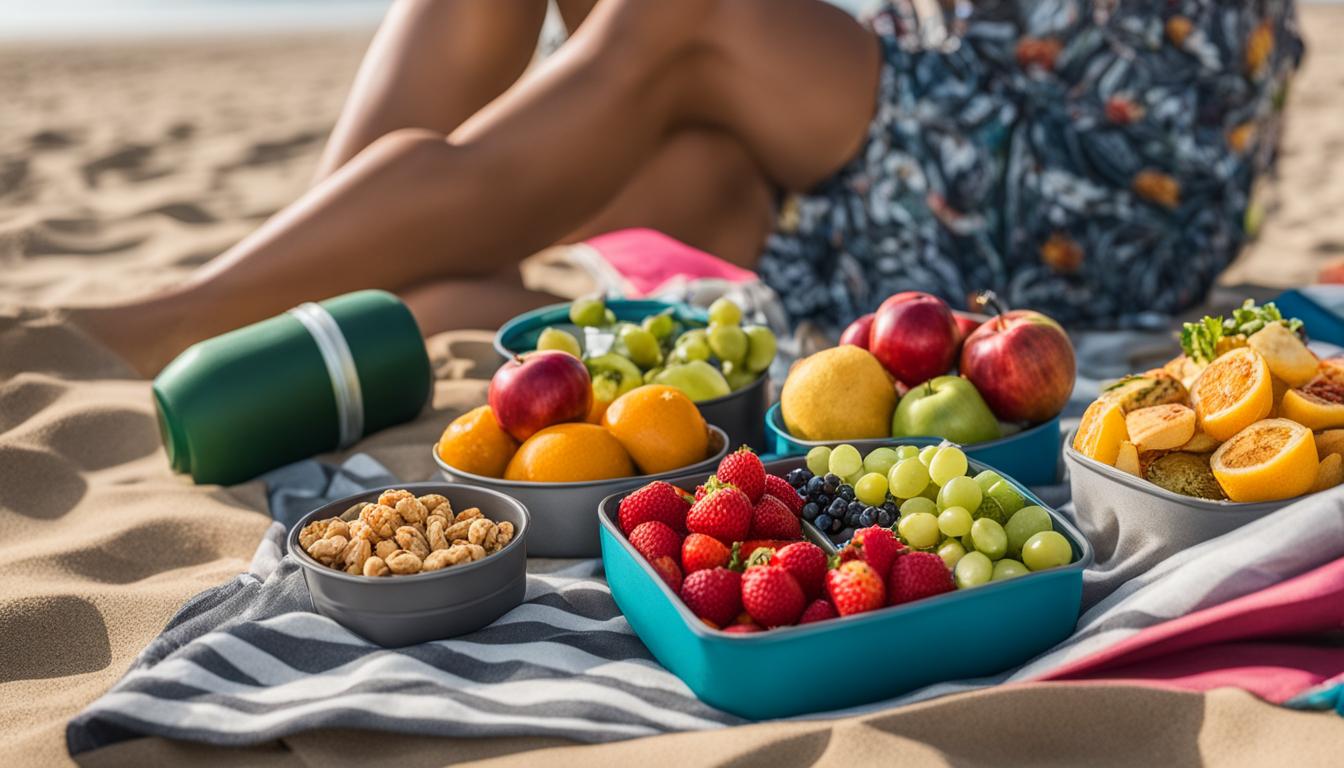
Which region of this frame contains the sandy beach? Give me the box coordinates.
[3,6,1344,766]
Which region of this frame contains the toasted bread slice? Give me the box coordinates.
[1315,429,1344,459]
[1126,404,1196,452]
[1144,452,1226,500]
[1309,452,1344,494]
[1102,372,1189,414]
[1248,323,1317,387]
[1177,430,1220,453]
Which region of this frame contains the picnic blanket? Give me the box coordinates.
[65,323,1344,752]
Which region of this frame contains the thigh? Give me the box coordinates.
[562,128,776,269]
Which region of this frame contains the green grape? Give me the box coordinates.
[1005,505,1053,557]
[536,327,581,357]
[619,326,662,368]
[722,362,757,391]
[707,323,748,366]
[828,444,863,478]
[569,297,606,327]
[887,458,930,499]
[643,366,663,384]
[899,497,937,518]
[854,473,889,506]
[895,445,921,461]
[742,325,777,373]
[970,518,1008,561]
[707,297,743,326]
[918,445,940,467]
[961,533,976,552]
[985,481,1026,517]
[937,539,967,569]
[898,512,940,549]
[955,551,993,588]
[991,559,1029,581]
[844,471,865,487]
[937,506,973,538]
[937,476,982,512]
[602,308,618,325]
[641,311,677,340]
[920,482,941,501]
[973,470,1004,493]
[1022,531,1072,571]
[673,333,711,363]
[805,446,832,477]
[928,446,969,486]
[863,447,900,477]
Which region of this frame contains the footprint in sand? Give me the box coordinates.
[0,595,110,682]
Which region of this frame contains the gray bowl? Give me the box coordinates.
[434,425,729,558]
[696,373,770,452]
[287,482,529,647]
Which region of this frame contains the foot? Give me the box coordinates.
[64,304,191,378]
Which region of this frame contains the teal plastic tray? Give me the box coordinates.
[598,456,1091,720]
[763,404,1062,487]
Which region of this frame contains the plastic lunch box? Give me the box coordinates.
[598,456,1092,719]
[764,404,1063,487]
[494,299,771,452]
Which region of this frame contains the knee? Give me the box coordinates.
[367,128,450,163]
[581,0,721,67]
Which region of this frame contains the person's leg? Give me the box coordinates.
[74,0,878,375]
[314,0,548,180]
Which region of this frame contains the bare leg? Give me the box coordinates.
[73,0,878,375]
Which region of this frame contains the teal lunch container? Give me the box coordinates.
[598,456,1091,720]
[152,290,431,486]
[763,404,1063,487]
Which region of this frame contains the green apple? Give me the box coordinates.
[892,375,1001,445]
[536,327,581,357]
[742,325,777,373]
[585,353,642,404]
[653,360,731,402]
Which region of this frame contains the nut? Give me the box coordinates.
[395,496,429,526]
[495,521,514,549]
[395,525,431,559]
[360,504,404,539]
[307,534,348,566]
[363,556,390,577]
[455,507,483,523]
[298,520,329,550]
[385,549,423,575]
[374,539,399,560]
[347,519,377,542]
[378,489,415,509]
[324,519,350,540]
[343,537,372,572]
[443,519,474,542]
[467,518,498,549]
[427,517,450,551]
[418,494,450,514]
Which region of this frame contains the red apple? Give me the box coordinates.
[952,311,984,343]
[839,313,875,349]
[959,310,1076,423]
[869,292,959,387]
[488,350,593,441]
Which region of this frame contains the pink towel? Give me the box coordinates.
[1036,556,1344,703]
[585,228,757,297]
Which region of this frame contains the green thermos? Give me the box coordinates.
[152,290,431,485]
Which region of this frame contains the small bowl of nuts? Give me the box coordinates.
[287,482,529,647]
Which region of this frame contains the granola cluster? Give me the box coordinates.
[299,489,514,577]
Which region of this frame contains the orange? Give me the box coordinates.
[1191,347,1273,441]
[436,405,518,478]
[503,423,634,482]
[1280,361,1344,430]
[1209,418,1317,502]
[1073,399,1127,466]
[602,385,710,475]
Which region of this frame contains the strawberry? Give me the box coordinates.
[680,567,742,626]
[763,474,804,516]
[618,481,692,535]
[717,447,765,502]
[628,521,683,563]
[798,598,838,624]
[741,565,806,627]
[771,541,828,599]
[825,560,886,616]
[887,551,954,606]
[749,494,802,539]
[723,622,763,634]
[650,555,683,593]
[686,485,752,544]
[840,526,905,577]
[681,533,731,573]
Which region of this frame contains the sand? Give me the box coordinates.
[2,9,1344,767]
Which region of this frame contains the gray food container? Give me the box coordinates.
[695,373,770,453]
[288,482,529,647]
[434,426,729,558]
[1064,434,1281,602]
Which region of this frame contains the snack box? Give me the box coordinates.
[494,299,770,451]
[434,426,729,558]
[764,404,1063,487]
[598,457,1092,720]
[288,482,529,647]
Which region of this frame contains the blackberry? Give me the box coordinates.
[837,485,856,501]
[814,513,833,532]
[801,502,820,521]
[786,468,812,488]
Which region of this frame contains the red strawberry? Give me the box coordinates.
[618,481,692,535]
[798,598,838,624]
[749,495,802,539]
[628,521,682,563]
[723,622,763,634]
[841,526,905,577]
[825,560,886,616]
[771,541,828,599]
[732,539,797,571]
[650,555,682,592]
[680,567,742,626]
[694,484,709,502]
[686,486,752,544]
[741,565,806,627]
[887,551,955,606]
[682,533,731,573]
[717,447,765,502]
[763,474,804,516]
